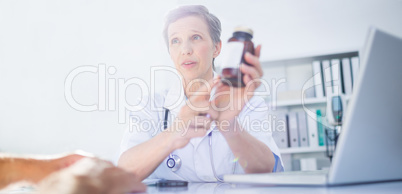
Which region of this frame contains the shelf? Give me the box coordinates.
[261,50,359,67]
[279,146,326,154]
[268,96,351,108]
[271,98,326,107]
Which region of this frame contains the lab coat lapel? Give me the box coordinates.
[162,78,198,147]
[163,78,185,116]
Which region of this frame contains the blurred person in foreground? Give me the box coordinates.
[0,152,146,193]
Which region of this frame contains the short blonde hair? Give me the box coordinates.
[163,5,221,48]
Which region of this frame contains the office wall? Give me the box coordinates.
[0,0,401,161]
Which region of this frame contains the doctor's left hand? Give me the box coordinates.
[212,45,263,134]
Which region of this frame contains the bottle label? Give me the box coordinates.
[220,42,244,69]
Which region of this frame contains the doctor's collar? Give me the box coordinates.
[163,71,218,110]
[184,71,218,100]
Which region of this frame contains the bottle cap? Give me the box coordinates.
[234,26,253,36]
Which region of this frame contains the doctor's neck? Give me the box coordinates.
[182,71,214,99]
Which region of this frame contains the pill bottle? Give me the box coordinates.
[220,27,255,87]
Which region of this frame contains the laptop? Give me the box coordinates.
[224,27,402,186]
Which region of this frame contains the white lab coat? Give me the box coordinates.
[118,79,284,182]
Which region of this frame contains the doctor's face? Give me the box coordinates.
[167,16,221,82]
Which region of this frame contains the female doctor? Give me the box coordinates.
[118,5,283,182]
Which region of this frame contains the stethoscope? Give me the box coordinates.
[163,108,236,182]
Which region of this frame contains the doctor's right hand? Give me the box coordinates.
[164,80,218,150]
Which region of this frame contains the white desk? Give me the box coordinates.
[2,180,401,193]
[146,181,402,194]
